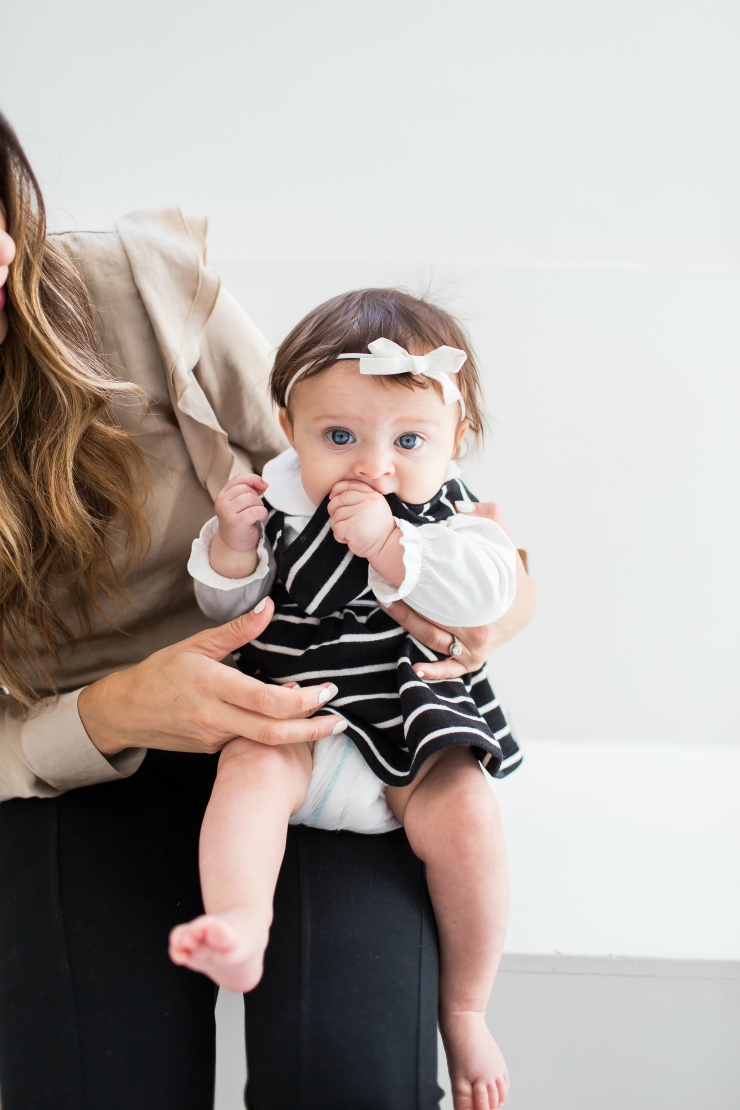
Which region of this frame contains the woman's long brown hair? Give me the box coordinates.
[0,112,149,708]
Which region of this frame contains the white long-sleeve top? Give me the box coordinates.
[189,448,517,627]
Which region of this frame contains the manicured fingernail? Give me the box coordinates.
[455,501,476,513]
[317,683,338,704]
[254,598,267,613]
[331,719,348,734]
[416,669,426,679]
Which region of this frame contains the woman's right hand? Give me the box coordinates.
[77,599,345,759]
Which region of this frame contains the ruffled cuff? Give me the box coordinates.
[369,513,517,626]
[368,518,424,606]
[187,515,271,590]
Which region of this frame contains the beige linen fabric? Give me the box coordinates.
[0,208,287,800]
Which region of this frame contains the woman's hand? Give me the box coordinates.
[77,599,346,758]
[383,502,537,680]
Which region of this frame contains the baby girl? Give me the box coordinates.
[170,288,521,1110]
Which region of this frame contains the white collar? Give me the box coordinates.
[260,446,464,517]
[261,447,317,516]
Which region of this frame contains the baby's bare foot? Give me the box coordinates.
[168,908,269,992]
[440,1009,509,1110]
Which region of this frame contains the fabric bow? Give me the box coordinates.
[284,337,468,416]
[337,338,467,416]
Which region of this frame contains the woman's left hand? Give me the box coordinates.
[382,502,538,680]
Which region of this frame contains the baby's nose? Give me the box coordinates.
[353,450,394,482]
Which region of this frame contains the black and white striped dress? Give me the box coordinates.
[237,479,521,786]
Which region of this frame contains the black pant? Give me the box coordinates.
[0,750,441,1110]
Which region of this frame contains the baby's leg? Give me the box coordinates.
[387,749,510,1110]
[169,738,312,992]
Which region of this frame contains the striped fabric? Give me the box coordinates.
[237,479,522,786]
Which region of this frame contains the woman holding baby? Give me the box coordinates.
[0,111,536,1110]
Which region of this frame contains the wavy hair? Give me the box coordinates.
[0,112,149,709]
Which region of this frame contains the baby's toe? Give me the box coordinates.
[201,917,238,952]
[472,1080,491,1110]
[451,1079,474,1110]
[168,927,195,963]
[169,924,195,954]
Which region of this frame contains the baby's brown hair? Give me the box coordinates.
[270,288,484,440]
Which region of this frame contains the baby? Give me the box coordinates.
[170,288,521,1110]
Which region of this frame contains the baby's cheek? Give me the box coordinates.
[300,455,346,505]
[395,454,451,504]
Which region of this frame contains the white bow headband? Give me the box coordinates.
[283,337,467,418]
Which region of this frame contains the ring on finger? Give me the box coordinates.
[448,635,463,658]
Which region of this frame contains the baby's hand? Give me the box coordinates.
[210,474,268,578]
[328,480,396,560]
[215,474,268,551]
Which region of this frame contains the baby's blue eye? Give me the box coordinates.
[395,433,423,451]
[327,428,355,446]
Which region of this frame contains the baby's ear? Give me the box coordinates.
[455,418,470,455]
[278,408,295,445]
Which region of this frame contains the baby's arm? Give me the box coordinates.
[210,473,269,578]
[327,480,518,627]
[370,514,518,628]
[188,474,276,623]
[327,480,406,585]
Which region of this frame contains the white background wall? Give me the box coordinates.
[2,1,738,745]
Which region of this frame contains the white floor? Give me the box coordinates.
[215,741,740,1109]
[439,955,740,1110]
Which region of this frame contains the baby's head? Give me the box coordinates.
[270,289,483,506]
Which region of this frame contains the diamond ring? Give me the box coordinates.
[449,636,463,658]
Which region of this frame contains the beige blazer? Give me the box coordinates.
[0,209,287,800]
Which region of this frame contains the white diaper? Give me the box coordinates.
[289,733,401,834]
